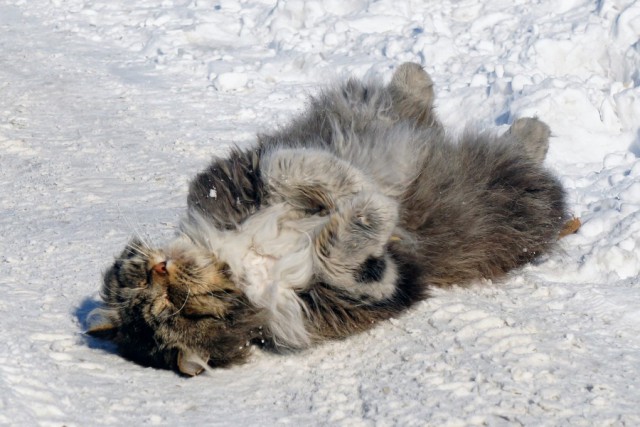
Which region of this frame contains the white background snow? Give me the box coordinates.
[1,0,639,425]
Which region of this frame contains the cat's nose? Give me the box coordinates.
[152,261,168,275]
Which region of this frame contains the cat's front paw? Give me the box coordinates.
[338,191,399,248]
[315,192,398,266]
[313,192,400,300]
[262,148,371,213]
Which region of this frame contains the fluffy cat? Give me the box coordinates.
[87,63,568,376]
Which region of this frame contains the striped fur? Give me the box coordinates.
[88,63,567,375]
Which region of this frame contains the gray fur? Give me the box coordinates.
[88,63,568,375]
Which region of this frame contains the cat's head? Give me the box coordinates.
[87,236,265,376]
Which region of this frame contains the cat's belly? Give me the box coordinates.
[185,202,321,347]
[240,249,277,296]
[238,223,314,299]
[224,205,319,347]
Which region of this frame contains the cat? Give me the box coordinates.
[87,63,568,376]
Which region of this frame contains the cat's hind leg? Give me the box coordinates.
[388,62,440,128]
[501,117,580,237]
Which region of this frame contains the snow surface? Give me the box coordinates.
[1,0,639,425]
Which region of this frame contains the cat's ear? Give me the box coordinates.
[177,349,210,377]
[86,308,119,339]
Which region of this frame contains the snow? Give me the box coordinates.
[1,0,639,424]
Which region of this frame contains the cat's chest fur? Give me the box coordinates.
[181,203,324,347]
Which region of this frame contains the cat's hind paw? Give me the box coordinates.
[503,117,551,164]
[389,62,439,128]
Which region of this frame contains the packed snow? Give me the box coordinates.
[1,0,639,425]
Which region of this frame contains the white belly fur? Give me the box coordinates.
[181,204,320,348]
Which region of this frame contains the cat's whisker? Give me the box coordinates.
[207,290,253,309]
[109,288,136,298]
[116,204,154,250]
[106,291,138,303]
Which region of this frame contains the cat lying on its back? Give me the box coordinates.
[88,63,568,376]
